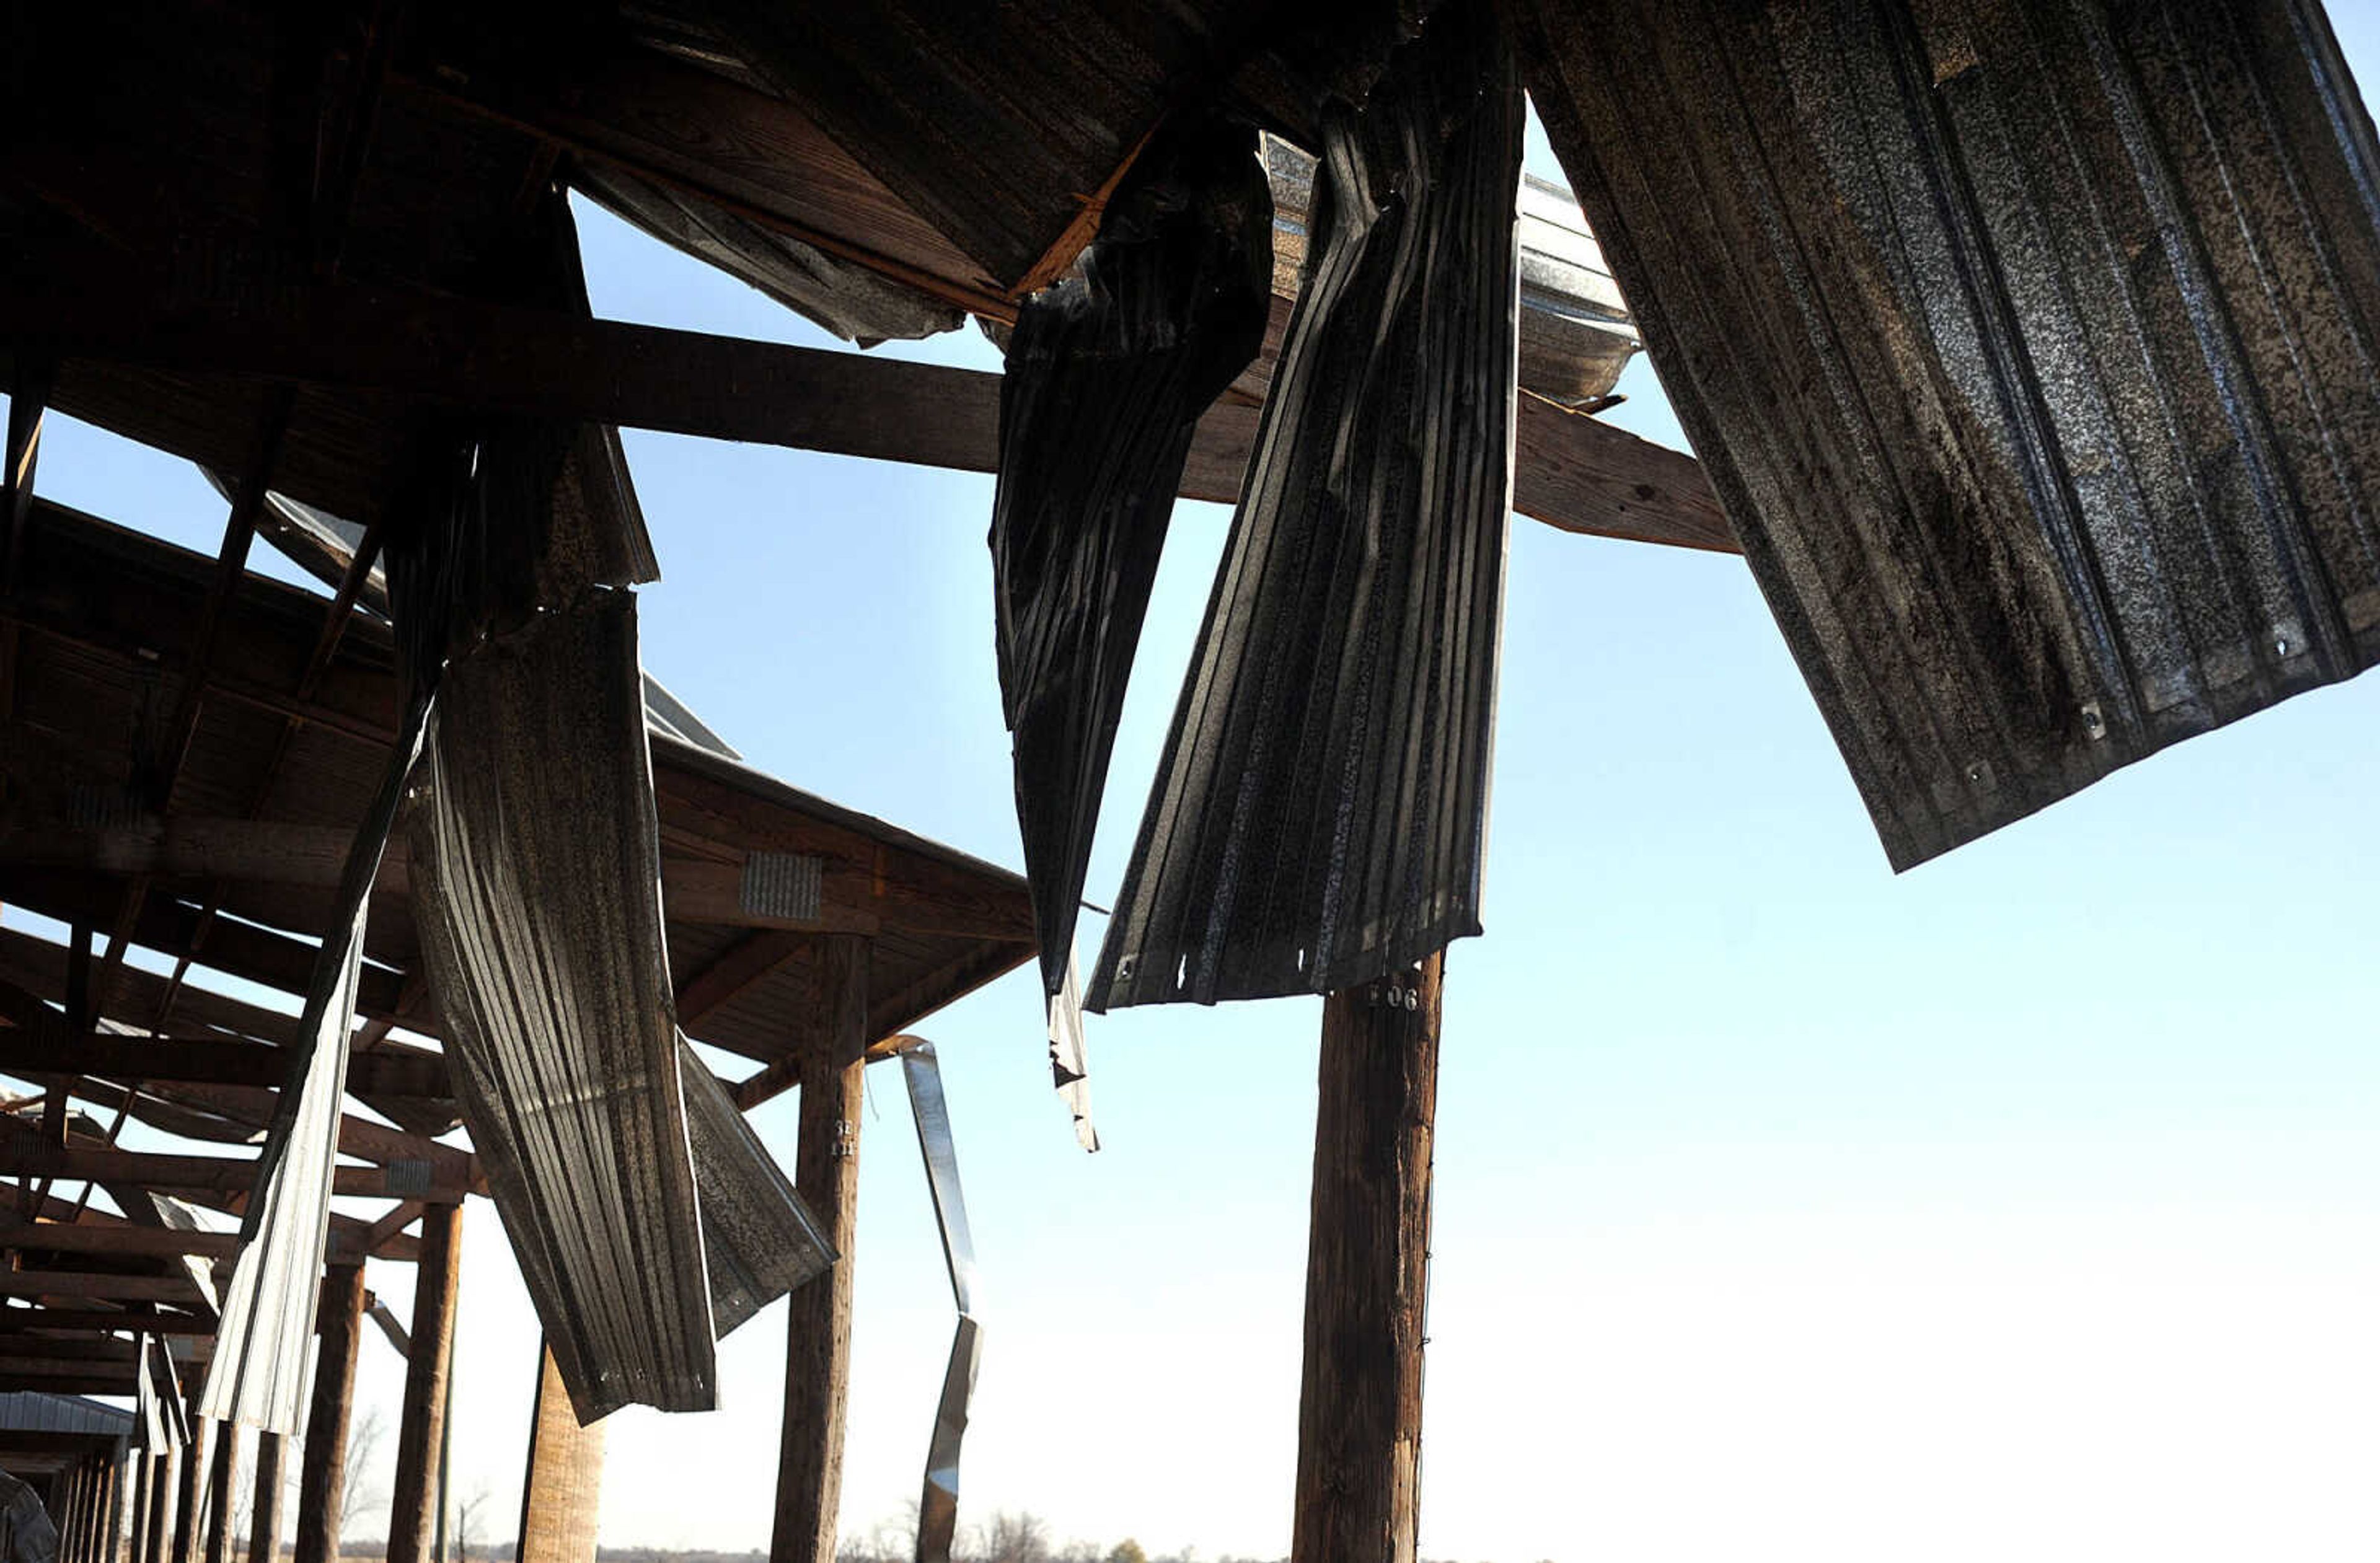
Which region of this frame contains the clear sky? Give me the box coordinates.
[16,14,2380,1561]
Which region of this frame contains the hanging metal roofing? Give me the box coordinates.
[990,114,1274,1002]
[1090,0,1523,1008]
[1514,0,2380,869]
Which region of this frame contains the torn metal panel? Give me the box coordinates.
[409,594,717,1422]
[677,1036,834,1339]
[196,893,364,1435]
[1088,0,1522,1008]
[574,162,964,347]
[1045,949,1096,1153]
[991,114,1272,1002]
[892,1040,978,1563]
[1513,0,2380,869]
[203,629,431,1432]
[1263,135,1637,407]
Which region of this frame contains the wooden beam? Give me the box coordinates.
[676,930,811,1030]
[143,1449,174,1563]
[514,1342,605,1563]
[170,1400,206,1563]
[247,1433,286,1563]
[387,1204,459,1563]
[0,1144,469,1203]
[0,1270,207,1305]
[0,263,1730,552]
[0,1020,451,1099]
[1290,958,1442,1563]
[0,1306,212,1336]
[0,1218,240,1262]
[201,1424,238,1563]
[770,936,867,1563]
[293,1263,364,1563]
[0,820,1024,940]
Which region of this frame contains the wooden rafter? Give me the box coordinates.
[0,265,1731,553]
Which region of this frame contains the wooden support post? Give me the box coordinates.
[126,1450,153,1563]
[247,1433,285,1563]
[387,1203,461,1563]
[293,1262,364,1563]
[201,1426,239,1563]
[514,1343,606,1563]
[171,1404,209,1563]
[105,1448,130,1563]
[770,936,869,1563]
[143,1450,175,1563]
[1290,955,1443,1563]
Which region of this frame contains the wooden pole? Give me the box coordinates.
[293,1262,365,1563]
[142,1449,175,1563]
[1290,956,1443,1563]
[201,1425,239,1563]
[247,1433,285,1563]
[769,935,869,1563]
[126,1450,153,1563]
[514,1343,605,1563]
[387,1204,461,1563]
[171,1401,208,1563]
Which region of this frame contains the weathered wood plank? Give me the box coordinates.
[0,265,1729,552]
[293,1264,364,1563]
[386,1204,460,1563]
[1292,957,1442,1563]
[770,936,866,1563]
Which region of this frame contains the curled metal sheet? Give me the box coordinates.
[1044,949,1096,1153]
[410,595,716,1421]
[677,1037,835,1339]
[203,679,430,1433]
[1513,0,2380,869]
[1089,0,1522,1009]
[893,1040,978,1563]
[575,162,964,348]
[990,113,1273,1001]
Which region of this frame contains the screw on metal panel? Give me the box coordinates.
[1116,956,1134,980]
[2081,702,2107,741]
[1963,759,1994,788]
[2276,633,2292,656]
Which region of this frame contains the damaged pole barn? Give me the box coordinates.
[2,0,2379,1561]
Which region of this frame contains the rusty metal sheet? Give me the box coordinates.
[409,594,716,1421]
[678,1037,834,1338]
[1514,0,2380,869]
[1088,0,1521,1008]
[990,114,1272,1003]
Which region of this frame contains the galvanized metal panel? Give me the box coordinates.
[1088,0,1521,1007]
[990,115,1274,1002]
[410,595,718,1421]
[677,1038,833,1339]
[1514,0,2380,868]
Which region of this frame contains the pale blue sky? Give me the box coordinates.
[15,14,2380,1559]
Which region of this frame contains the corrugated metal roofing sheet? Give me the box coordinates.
[990,115,1274,1001]
[679,1037,834,1338]
[1514,0,2380,868]
[410,594,717,1421]
[1088,0,1522,1007]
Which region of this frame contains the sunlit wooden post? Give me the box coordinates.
[293,1262,365,1563]
[770,936,868,1563]
[388,1204,462,1563]
[1290,955,1443,1563]
[247,1433,284,1563]
[514,1343,605,1563]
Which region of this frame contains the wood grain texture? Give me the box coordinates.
[515,1345,606,1563]
[1292,956,1442,1563]
[771,936,868,1563]
[387,1203,461,1563]
[293,1264,364,1563]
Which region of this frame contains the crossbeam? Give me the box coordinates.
[0,1143,470,1202]
[0,263,1731,553]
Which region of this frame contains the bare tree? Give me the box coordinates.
[338,1406,392,1540]
[971,1512,1051,1563]
[453,1486,491,1563]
